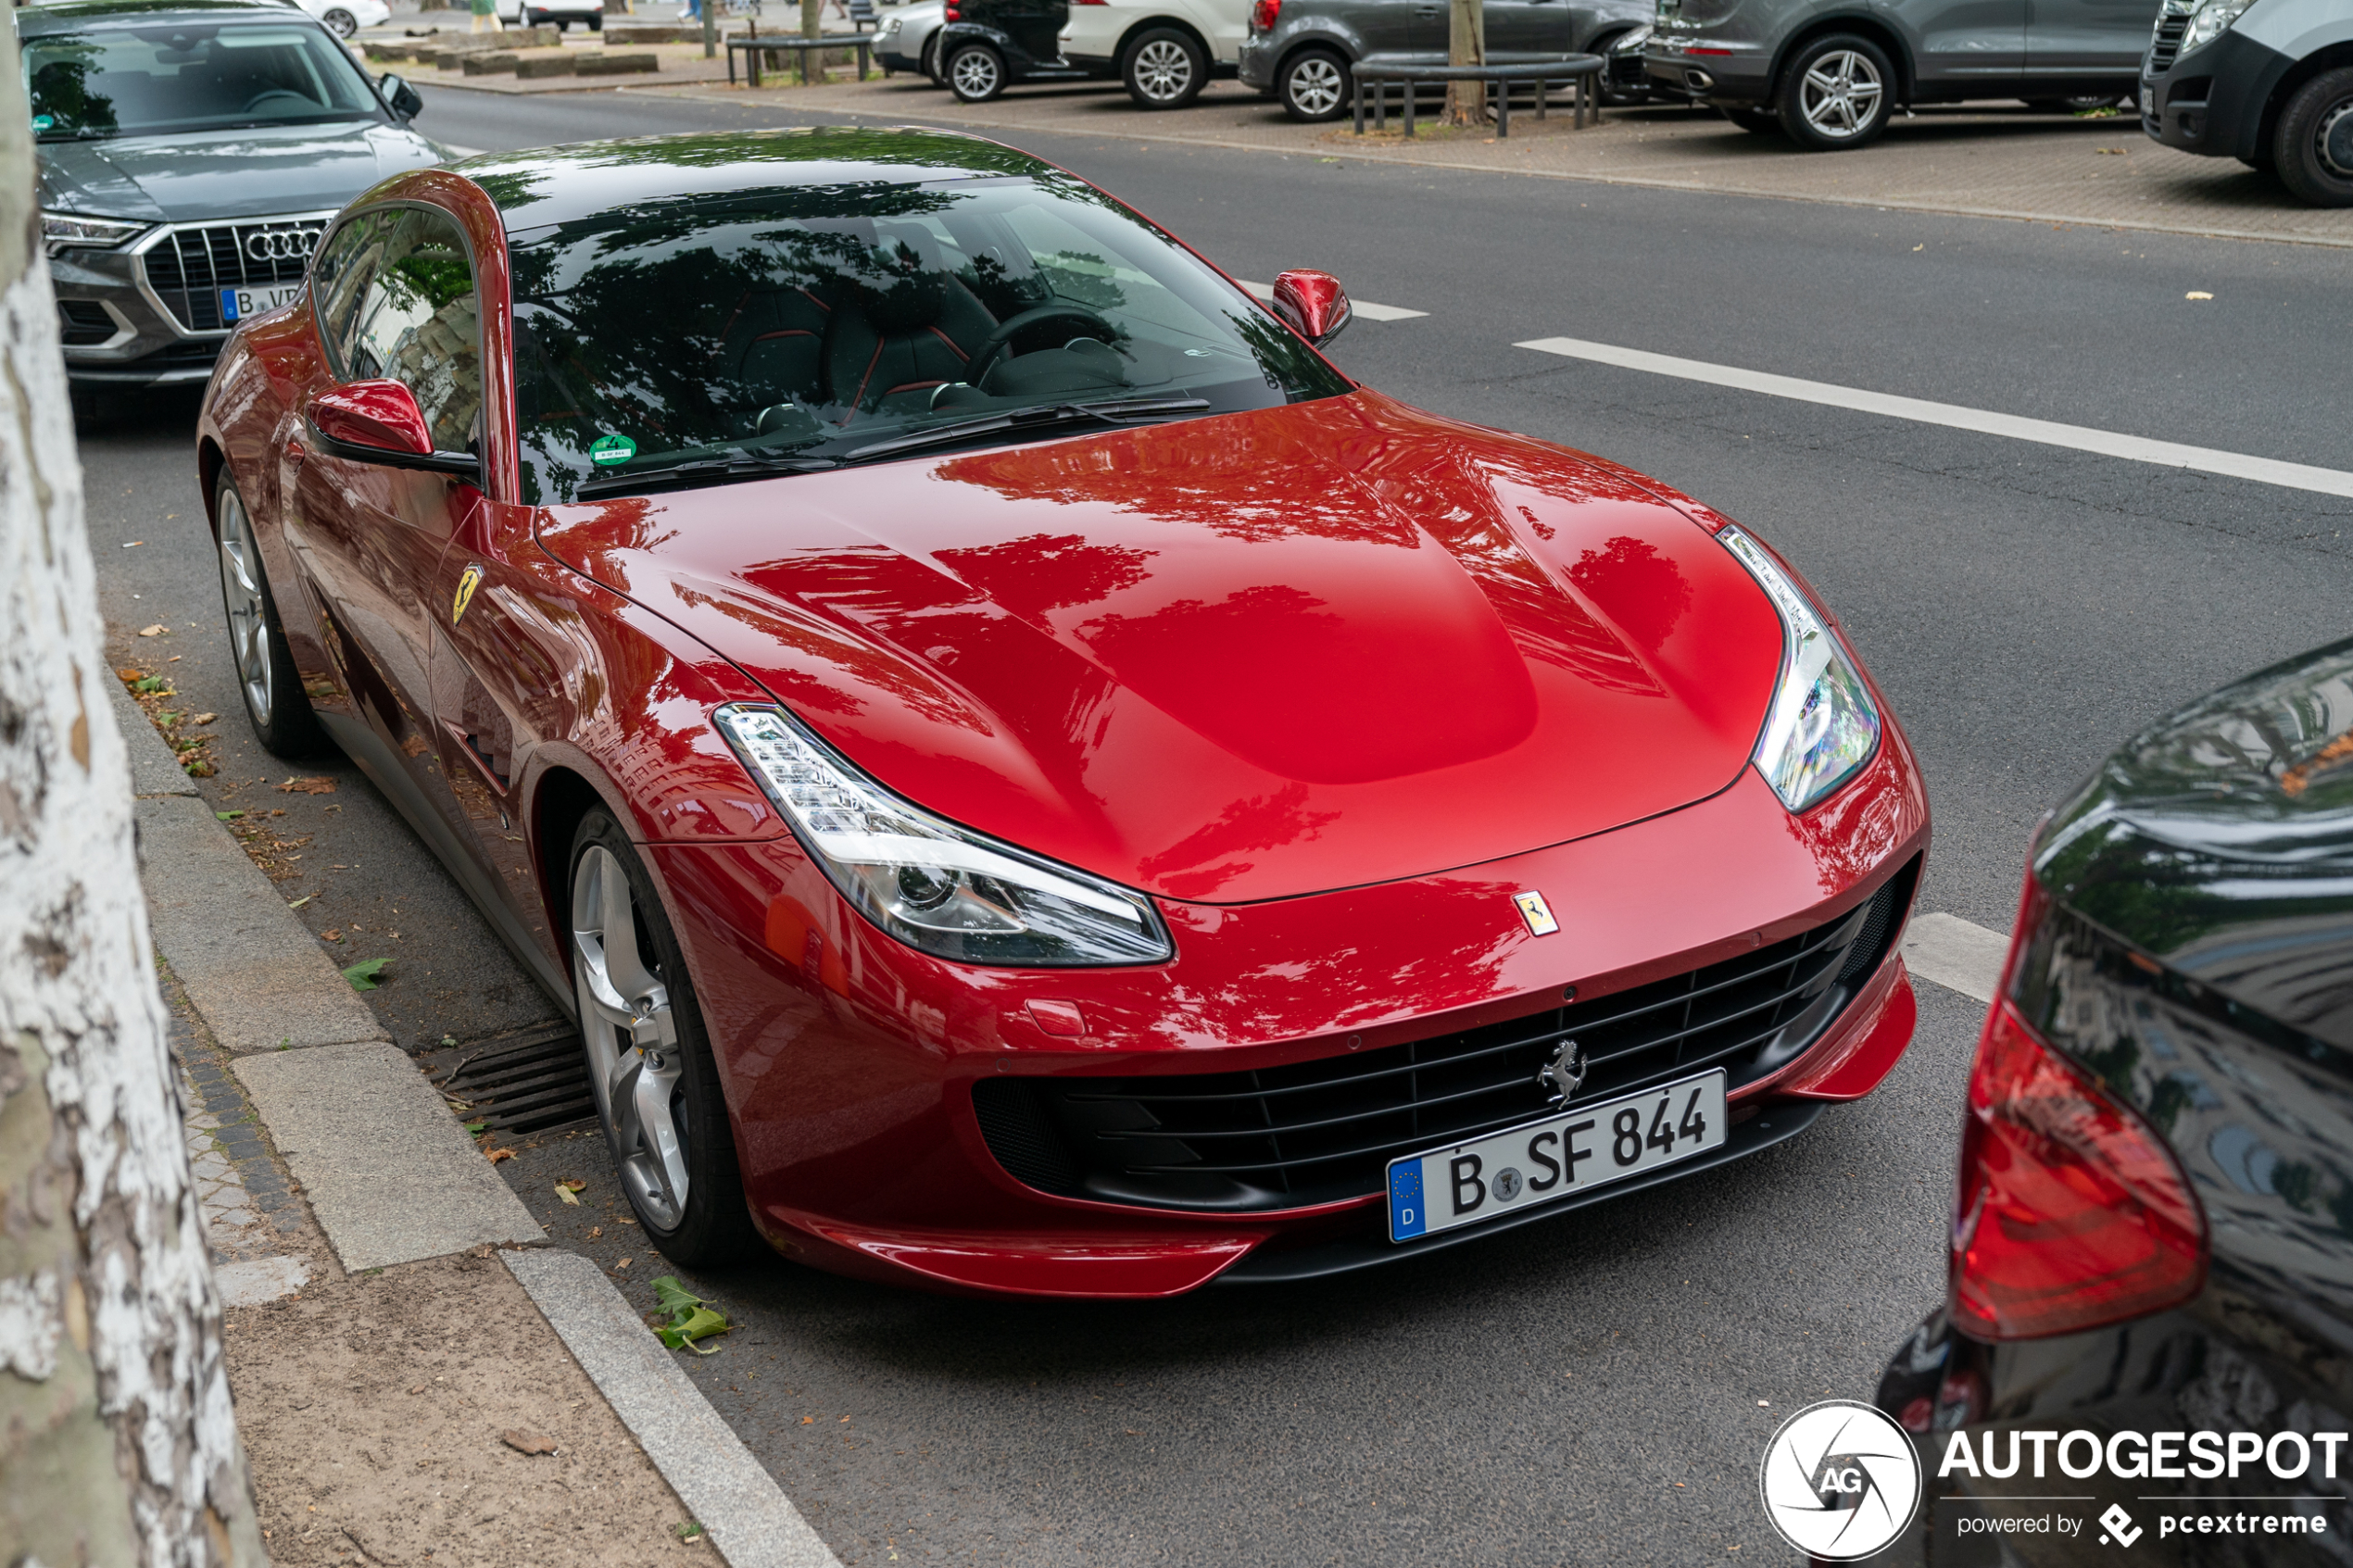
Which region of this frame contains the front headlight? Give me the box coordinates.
[42,212,149,257]
[714,704,1173,967]
[1718,527,1881,813]
[882,16,900,33]
[2181,0,2254,53]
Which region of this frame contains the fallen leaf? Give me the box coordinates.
[215,810,245,821]
[839,1415,851,1424]
[286,896,310,909]
[463,1121,487,1135]
[138,624,166,636]
[555,1185,580,1206]
[800,1416,814,1425]
[587,1225,603,1239]
[409,1384,426,1395]
[615,1256,632,1270]
[340,956,389,990]
[2095,145,2125,154]
[486,1147,516,1163]
[321,928,344,942]
[1911,244,1923,251]
[278,776,336,794]
[2186,291,2213,300]
[558,1178,586,1192]
[194,712,217,724]
[115,667,144,683]
[167,655,182,662]
[674,1523,707,1543]
[499,1429,558,1456]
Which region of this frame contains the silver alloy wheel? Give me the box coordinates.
[1132,37,1194,102]
[1797,49,1881,140]
[216,488,274,727]
[573,846,691,1230]
[1288,55,1342,117]
[323,6,357,33]
[950,46,1000,98]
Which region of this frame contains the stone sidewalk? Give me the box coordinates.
[644,75,2353,248]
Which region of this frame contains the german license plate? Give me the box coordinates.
[1386,1069,1728,1242]
[219,282,302,322]
[2139,84,2153,116]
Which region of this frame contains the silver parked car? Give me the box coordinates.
[876,0,949,79]
[26,0,443,391]
[1239,0,1653,120]
[1644,0,2154,150]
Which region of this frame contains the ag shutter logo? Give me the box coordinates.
[1759,1399,1923,1562]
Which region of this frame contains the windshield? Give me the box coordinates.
[505,171,1352,503]
[27,21,384,141]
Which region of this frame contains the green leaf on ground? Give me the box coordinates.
[286,896,310,908]
[131,675,170,694]
[217,810,245,821]
[341,956,391,990]
[673,1522,707,1542]
[650,1275,731,1353]
[463,1121,487,1136]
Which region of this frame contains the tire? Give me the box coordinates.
[920,33,940,82]
[1775,33,1894,151]
[946,41,1005,102]
[1279,45,1349,122]
[586,10,602,28]
[322,6,358,34]
[2273,66,2353,208]
[214,472,329,759]
[569,810,758,1268]
[1123,26,1206,108]
[552,15,572,30]
[1719,104,1780,135]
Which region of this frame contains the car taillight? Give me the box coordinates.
[1947,877,2207,1340]
[944,4,959,17]
[1251,0,1281,31]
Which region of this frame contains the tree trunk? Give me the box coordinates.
[0,19,267,1568]
[1446,0,1488,127]
[802,0,820,41]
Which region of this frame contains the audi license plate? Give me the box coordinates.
[1386,1069,1727,1242]
[219,282,302,322]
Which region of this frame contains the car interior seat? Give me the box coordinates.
[822,221,1000,421]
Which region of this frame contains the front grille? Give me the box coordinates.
[2150,14,2187,70]
[975,858,1918,1211]
[57,300,116,345]
[138,217,329,334]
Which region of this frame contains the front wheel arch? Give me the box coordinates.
[1120,15,1214,67]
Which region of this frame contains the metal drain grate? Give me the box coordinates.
[424,1024,597,1137]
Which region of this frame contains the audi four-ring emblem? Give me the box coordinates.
[245,229,322,262]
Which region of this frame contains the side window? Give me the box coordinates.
[343,207,483,455]
[309,211,384,375]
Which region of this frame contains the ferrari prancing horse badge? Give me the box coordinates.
[451,563,484,626]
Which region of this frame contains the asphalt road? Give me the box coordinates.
[78,78,2353,1566]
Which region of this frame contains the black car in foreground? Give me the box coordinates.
[936,0,1086,102]
[1869,638,2353,1563]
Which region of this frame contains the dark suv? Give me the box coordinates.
[1644,0,2158,150]
[1239,0,1653,121]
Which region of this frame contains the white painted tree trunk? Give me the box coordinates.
[1447,0,1489,127]
[0,22,267,1567]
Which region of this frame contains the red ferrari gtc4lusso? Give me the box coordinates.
[196,128,1928,1298]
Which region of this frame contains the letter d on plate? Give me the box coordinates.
[1389,1162,1426,1240]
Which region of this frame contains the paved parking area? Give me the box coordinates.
[646,76,2353,248]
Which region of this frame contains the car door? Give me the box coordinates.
[2024,0,2156,76]
[286,201,487,822]
[1484,0,1573,61]
[1883,0,2026,87]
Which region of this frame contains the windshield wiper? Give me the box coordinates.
[839,397,1213,464]
[573,452,838,499]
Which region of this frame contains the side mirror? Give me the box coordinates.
[378,72,423,120]
[306,381,480,478]
[1270,269,1352,349]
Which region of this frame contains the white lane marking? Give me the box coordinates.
[1515,336,2353,500]
[1902,911,2010,1005]
[1239,280,1428,321]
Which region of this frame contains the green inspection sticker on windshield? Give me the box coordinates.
[31,116,52,131]
[589,434,636,467]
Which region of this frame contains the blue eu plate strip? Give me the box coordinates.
[1389,1160,1426,1241]
[219,288,239,322]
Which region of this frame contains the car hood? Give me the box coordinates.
[37,121,443,223]
[537,390,1786,903]
[2036,635,2353,1049]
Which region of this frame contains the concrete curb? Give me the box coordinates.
[233,1041,545,1272]
[115,676,837,1567]
[505,1250,843,1568]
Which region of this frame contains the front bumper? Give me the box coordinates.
[1643,33,1769,103]
[657,730,1930,1298]
[1239,35,1276,90]
[51,208,332,390]
[2140,29,2294,161]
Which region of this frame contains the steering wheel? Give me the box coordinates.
[963,304,1116,389]
[243,89,314,115]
